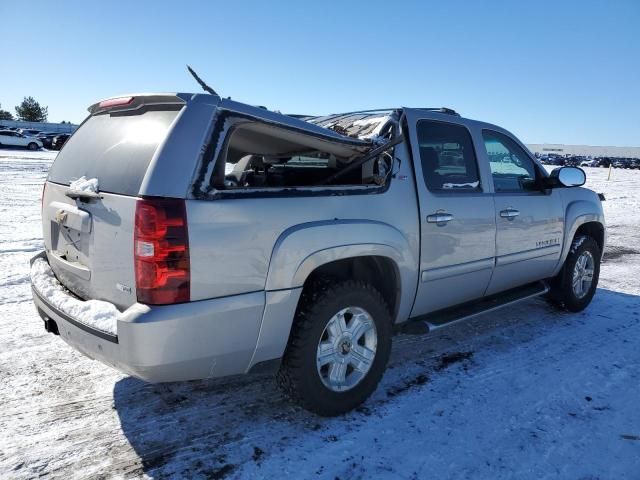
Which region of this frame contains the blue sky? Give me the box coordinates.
[2,0,638,146]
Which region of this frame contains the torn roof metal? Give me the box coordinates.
[305,110,398,143]
[216,98,376,149]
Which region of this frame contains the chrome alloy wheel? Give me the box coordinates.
[316,306,378,392]
[572,250,595,299]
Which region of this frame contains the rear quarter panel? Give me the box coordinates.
[185,141,420,322]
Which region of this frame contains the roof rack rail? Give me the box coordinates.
[325,108,399,116]
[416,107,460,116]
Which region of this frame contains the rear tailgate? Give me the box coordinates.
[43,100,182,309]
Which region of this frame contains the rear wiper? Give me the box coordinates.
[318,134,405,186]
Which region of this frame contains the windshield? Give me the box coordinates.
[48,109,179,196]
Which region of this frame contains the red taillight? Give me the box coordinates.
[99,96,134,109]
[134,198,190,304]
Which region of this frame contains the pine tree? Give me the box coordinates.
[0,103,13,121]
[15,97,48,122]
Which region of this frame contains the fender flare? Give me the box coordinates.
[553,200,605,275]
[265,219,418,323]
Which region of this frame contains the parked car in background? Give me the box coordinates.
[564,156,581,167]
[52,134,70,150]
[612,159,630,169]
[629,159,640,170]
[580,159,598,167]
[0,130,43,150]
[17,128,43,137]
[37,132,59,149]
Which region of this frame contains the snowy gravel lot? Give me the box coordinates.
[1,149,639,479]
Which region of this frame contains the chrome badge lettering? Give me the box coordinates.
[116,283,132,295]
[536,238,560,248]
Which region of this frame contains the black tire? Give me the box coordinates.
[277,279,392,416]
[27,142,38,151]
[548,235,600,312]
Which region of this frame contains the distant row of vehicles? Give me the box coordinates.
[0,126,70,151]
[536,154,640,169]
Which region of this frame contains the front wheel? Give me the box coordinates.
[27,142,39,150]
[548,235,601,312]
[277,280,392,416]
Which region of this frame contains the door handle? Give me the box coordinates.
[426,212,454,225]
[500,208,520,220]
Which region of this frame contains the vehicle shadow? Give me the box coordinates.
[113,287,640,478]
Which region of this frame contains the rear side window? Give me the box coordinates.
[417,120,481,192]
[48,110,179,196]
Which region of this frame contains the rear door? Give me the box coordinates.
[404,111,496,316]
[43,101,182,309]
[480,129,564,295]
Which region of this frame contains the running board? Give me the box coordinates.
[399,281,549,335]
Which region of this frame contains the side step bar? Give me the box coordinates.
[399,281,549,335]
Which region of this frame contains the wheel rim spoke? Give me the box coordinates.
[350,345,375,370]
[572,275,582,289]
[329,362,348,385]
[317,342,335,367]
[327,316,344,340]
[349,315,371,342]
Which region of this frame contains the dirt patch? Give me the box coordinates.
[435,351,474,371]
[386,374,429,398]
[252,446,264,463]
[206,463,237,479]
[603,246,640,261]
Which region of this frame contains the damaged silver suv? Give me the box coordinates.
[31,93,605,416]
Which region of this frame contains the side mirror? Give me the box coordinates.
[549,166,586,188]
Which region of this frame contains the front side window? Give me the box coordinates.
[483,130,538,192]
[417,120,481,192]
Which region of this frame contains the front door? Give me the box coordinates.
[480,129,564,295]
[406,113,496,316]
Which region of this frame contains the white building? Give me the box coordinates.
[526,143,640,159]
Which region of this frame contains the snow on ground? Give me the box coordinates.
[1,153,639,479]
[30,258,120,335]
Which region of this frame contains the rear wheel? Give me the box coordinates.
[27,142,38,150]
[277,280,392,416]
[548,235,600,312]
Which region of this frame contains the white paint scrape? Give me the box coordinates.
[352,116,390,143]
[69,176,99,193]
[30,257,119,335]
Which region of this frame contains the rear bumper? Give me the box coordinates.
[30,252,301,383]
